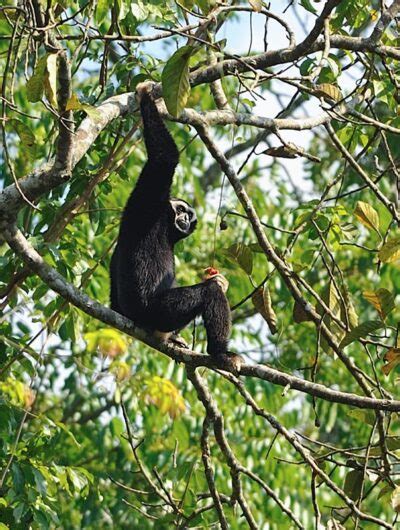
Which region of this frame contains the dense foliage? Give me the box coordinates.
[1,0,400,528]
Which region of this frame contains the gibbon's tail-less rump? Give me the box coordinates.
[110,82,242,371]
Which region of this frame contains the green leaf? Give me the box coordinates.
[343,469,363,501]
[378,236,400,263]
[162,46,195,117]
[8,119,37,161]
[347,409,375,425]
[225,243,253,275]
[392,486,400,513]
[26,55,48,102]
[26,53,58,106]
[95,0,109,23]
[354,201,380,234]
[340,320,383,348]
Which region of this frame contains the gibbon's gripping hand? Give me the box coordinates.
[135,80,157,103]
[207,274,229,294]
[204,267,229,294]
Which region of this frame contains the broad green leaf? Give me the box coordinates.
[8,119,36,161]
[378,236,400,263]
[26,55,48,102]
[343,469,363,501]
[162,46,195,117]
[95,0,109,23]
[340,320,383,348]
[317,282,345,354]
[225,243,253,275]
[392,486,400,513]
[354,201,380,234]
[347,409,375,425]
[342,287,358,328]
[26,53,58,106]
[363,288,395,320]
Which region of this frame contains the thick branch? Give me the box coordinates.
[3,224,400,412]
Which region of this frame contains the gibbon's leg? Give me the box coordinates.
[148,281,231,357]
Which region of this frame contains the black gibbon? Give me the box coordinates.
[110,82,241,370]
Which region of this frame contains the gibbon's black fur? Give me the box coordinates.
[110,90,238,365]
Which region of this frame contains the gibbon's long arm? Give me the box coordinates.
[128,93,179,207]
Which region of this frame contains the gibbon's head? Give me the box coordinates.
[169,198,197,240]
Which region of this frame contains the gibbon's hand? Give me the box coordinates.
[135,81,156,103]
[206,273,229,294]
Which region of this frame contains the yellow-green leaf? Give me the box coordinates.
[314,83,343,102]
[162,45,195,117]
[252,285,277,334]
[392,486,400,513]
[378,236,400,263]
[84,328,129,357]
[363,288,395,320]
[26,55,48,102]
[8,119,36,161]
[248,0,262,12]
[109,360,131,382]
[142,376,185,419]
[44,53,58,107]
[354,201,380,234]
[340,320,383,349]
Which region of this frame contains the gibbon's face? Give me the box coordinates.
[170,198,197,239]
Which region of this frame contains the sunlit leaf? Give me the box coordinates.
[44,53,58,107]
[141,376,185,419]
[84,328,129,357]
[162,46,195,117]
[354,201,380,234]
[392,486,400,513]
[109,360,131,382]
[378,236,400,263]
[248,0,263,12]
[313,83,343,102]
[382,348,400,376]
[363,288,395,320]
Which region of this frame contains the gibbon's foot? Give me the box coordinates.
[168,334,189,349]
[136,80,156,102]
[206,273,229,294]
[214,352,243,373]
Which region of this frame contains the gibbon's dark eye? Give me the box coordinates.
[176,205,185,214]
